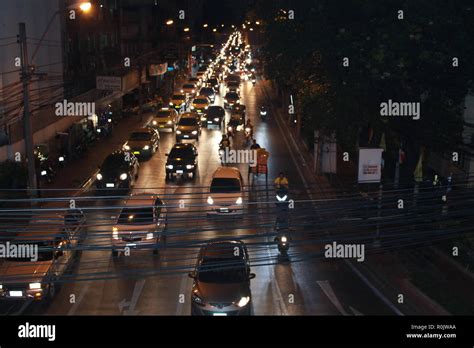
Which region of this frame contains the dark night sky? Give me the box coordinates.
[201,0,250,25]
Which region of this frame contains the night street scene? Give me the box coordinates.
[0,0,474,346]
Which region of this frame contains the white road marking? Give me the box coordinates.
[317,280,350,316]
[350,305,364,316]
[122,279,146,315]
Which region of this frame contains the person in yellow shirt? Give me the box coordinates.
[274,172,289,190]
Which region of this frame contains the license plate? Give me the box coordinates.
[197,109,202,112]
[220,208,229,213]
[106,183,115,188]
[159,125,164,128]
[9,291,23,297]
[183,135,189,138]
[208,121,212,123]
[213,313,227,316]
[133,151,140,155]
[176,170,184,174]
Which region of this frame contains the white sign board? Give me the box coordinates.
[358,148,383,183]
[96,76,122,91]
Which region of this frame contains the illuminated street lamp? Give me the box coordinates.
[183,27,190,32]
[255,21,260,25]
[250,28,254,31]
[213,28,217,32]
[166,19,174,25]
[203,23,208,28]
[79,2,92,12]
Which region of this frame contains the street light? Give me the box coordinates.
[203,23,208,28]
[213,28,217,32]
[183,27,190,32]
[166,19,174,25]
[255,21,260,25]
[20,1,92,200]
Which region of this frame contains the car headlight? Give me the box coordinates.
[192,292,204,305]
[205,106,208,109]
[236,197,243,205]
[143,145,150,150]
[41,170,47,176]
[169,102,174,106]
[120,173,128,180]
[190,105,195,109]
[96,173,103,180]
[180,89,184,93]
[192,130,198,135]
[201,116,207,121]
[0,284,3,289]
[228,126,233,131]
[176,130,182,134]
[113,227,119,240]
[146,233,154,240]
[207,196,214,205]
[152,120,157,125]
[236,296,250,307]
[280,236,288,243]
[167,120,172,124]
[124,145,130,150]
[166,165,173,169]
[192,89,195,93]
[214,118,219,122]
[29,283,42,290]
[186,165,194,169]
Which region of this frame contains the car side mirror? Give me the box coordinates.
[188,271,196,279]
[249,273,256,280]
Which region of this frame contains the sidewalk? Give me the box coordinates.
[261,79,453,315]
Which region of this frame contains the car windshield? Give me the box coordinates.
[183,84,194,89]
[226,93,238,99]
[156,111,171,118]
[102,155,128,171]
[172,95,185,100]
[129,132,151,141]
[169,147,194,159]
[210,178,241,193]
[6,242,54,262]
[200,88,214,95]
[179,118,198,126]
[227,82,239,87]
[197,258,246,283]
[207,106,223,116]
[118,207,154,224]
[194,98,208,104]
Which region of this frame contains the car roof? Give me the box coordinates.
[212,166,241,179]
[172,93,185,98]
[201,240,246,259]
[181,112,199,118]
[171,143,195,150]
[125,193,159,207]
[131,128,152,133]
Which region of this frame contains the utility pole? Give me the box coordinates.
[19,23,38,200]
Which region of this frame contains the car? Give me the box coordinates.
[226,81,240,93]
[149,108,179,132]
[95,150,139,192]
[207,77,220,92]
[123,128,160,158]
[225,73,241,84]
[111,193,167,257]
[165,143,198,180]
[196,71,206,80]
[181,83,196,97]
[188,77,202,88]
[199,87,216,103]
[190,96,210,114]
[176,112,202,141]
[0,212,86,301]
[201,105,225,129]
[206,167,244,216]
[224,92,240,109]
[189,240,256,316]
[169,93,187,111]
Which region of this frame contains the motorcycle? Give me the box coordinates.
[275,233,290,255]
[260,106,268,120]
[97,115,113,137]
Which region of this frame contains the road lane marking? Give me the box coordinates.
[317,280,350,316]
[350,305,364,316]
[121,279,146,315]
